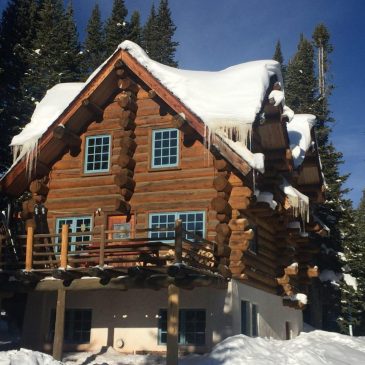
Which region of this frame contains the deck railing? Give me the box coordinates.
[0,220,218,276]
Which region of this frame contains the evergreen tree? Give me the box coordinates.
[127,11,142,46]
[83,4,105,74]
[104,0,128,55]
[23,0,82,103]
[142,4,158,58]
[285,28,353,332]
[155,0,178,66]
[0,0,38,174]
[143,0,179,66]
[272,40,286,79]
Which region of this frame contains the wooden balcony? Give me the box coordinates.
[0,220,228,291]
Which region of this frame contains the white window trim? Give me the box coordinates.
[151,128,179,168]
[55,216,93,253]
[241,300,259,337]
[148,211,206,240]
[84,134,111,174]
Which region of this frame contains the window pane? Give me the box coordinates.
[85,135,110,173]
[152,129,179,168]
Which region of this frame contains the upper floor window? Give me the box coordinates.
[151,128,179,168]
[84,135,111,173]
[149,211,205,240]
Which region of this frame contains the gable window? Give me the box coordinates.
[55,216,92,253]
[49,309,92,344]
[84,135,111,173]
[152,128,179,168]
[149,211,205,240]
[158,309,206,345]
[241,300,258,337]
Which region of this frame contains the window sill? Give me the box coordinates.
[148,166,181,173]
[81,171,112,177]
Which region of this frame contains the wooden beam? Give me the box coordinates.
[174,219,183,264]
[166,283,179,365]
[82,98,103,121]
[25,226,34,272]
[60,225,69,269]
[53,288,66,361]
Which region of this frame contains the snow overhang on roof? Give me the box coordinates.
[5,41,285,180]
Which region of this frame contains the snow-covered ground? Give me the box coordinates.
[0,330,364,365]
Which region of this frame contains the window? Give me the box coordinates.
[49,309,92,344]
[84,135,111,173]
[241,300,258,337]
[158,309,206,345]
[149,211,205,240]
[55,216,92,252]
[152,128,179,168]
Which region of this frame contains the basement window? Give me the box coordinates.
[241,300,259,337]
[151,128,179,168]
[84,135,111,173]
[158,309,206,345]
[149,211,205,240]
[49,309,92,344]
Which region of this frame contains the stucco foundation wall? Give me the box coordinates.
[231,280,303,339]
[22,286,232,353]
[21,281,303,353]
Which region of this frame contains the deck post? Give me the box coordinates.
[166,283,179,365]
[53,288,66,361]
[99,224,105,267]
[60,224,69,269]
[174,219,183,264]
[25,226,34,271]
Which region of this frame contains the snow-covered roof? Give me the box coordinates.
[287,113,316,168]
[10,83,85,165]
[9,41,284,175]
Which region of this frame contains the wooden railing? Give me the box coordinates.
[0,220,219,276]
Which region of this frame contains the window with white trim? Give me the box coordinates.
[241,300,258,337]
[55,216,92,252]
[158,309,206,345]
[151,128,179,168]
[149,211,205,240]
[84,135,111,173]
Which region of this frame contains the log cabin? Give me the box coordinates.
[0,41,325,359]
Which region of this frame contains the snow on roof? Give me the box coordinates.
[287,113,316,168]
[7,41,284,177]
[255,190,277,210]
[10,83,85,165]
[280,177,309,222]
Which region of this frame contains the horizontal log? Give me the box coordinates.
[217,264,232,278]
[213,175,232,193]
[121,188,134,201]
[214,158,230,172]
[114,199,131,213]
[244,267,278,288]
[228,196,250,210]
[29,180,49,196]
[114,173,136,190]
[216,223,231,237]
[82,99,103,121]
[116,93,138,112]
[228,218,249,231]
[216,213,230,223]
[284,264,299,276]
[211,197,232,215]
[307,266,319,278]
[229,249,244,261]
[214,244,231,257]
[117,78,139,93]
[228,239,249,251]
[53,125,81,147]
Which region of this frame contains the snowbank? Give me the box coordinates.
[2,331,365,365]
[0,348,62,365]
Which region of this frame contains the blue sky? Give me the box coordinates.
[1,0,364,205]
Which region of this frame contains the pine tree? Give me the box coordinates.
[143,0,179,66]
[272,40,286,79]
[104,0,128,56]
[128,11,142,46]
[142,4,158,58]
[285,28,353,332]
[23,0,82,103]
[155,0,179,66]
[83,4,105,74]
[0,0,38,174]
